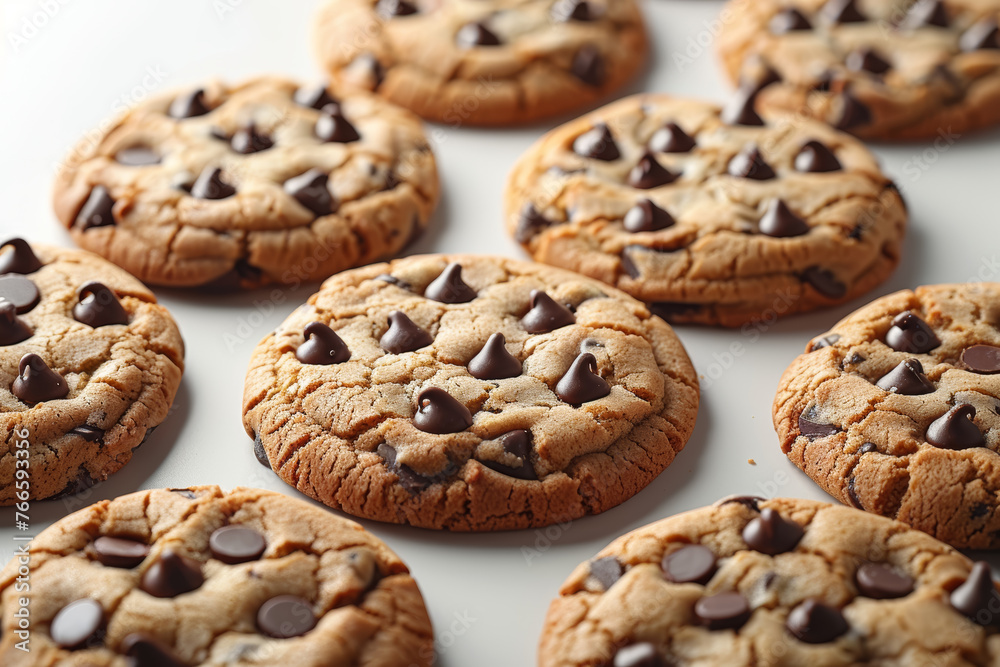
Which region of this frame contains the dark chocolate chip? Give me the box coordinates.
[728,145,775,180]
[770,7,812,33]
[648,122,696,153]
[571,45,605,86]
[612,643,665,667]
[115,146,161,166]
[381,311,433,354]
[960,19,1000,51]
[468,333,521,380]
[230,122,274,154]
[573,123,620,161]
[74,282,129,328]
[951,562,1000,625]
[847,476,864,509]
[284,169,334,216]
[721,87,765,127]
[620,247,643,279]
[413,387,473,434]
[926,404,984,450]
[521,290,575,334]
[12,353,68,404]
[795,140,842,173]
[257,595,317,639]
[424,263,476,303]
[846,352,865,366]
[70,425,104,443]
[556,352,610,404]
[885,311,940,353]
[190,167,236,200]
[296,322,350,365]
[742,508,804,555]
[662,545,717,585]
[846,48,892,75]
[860,442,878,454]
[210,526,266,564]
[624,199,675,233]
[856,562,914,599]
[253,433,271,469]
[122,633,185,667]
[835,92,872,130]
[377,442,430,492]
[375,273,409,289]
[801,266,846,298]
[169,488,197,499]
[808,333,841,351]
[479,430,536,480]
[140,549,204,598]
[962,345,1000,374]
[76,186,117,230]
[787,599,849,643]
[515,204,554,244]
[552,0,596,22]
[589,556,623,589]
[50,598,104,649]
[294,85,337,110]
[972,503,989,519]
[93,536,149,569]
[822,0,866,24]
[628,153,679,189]
[720,495,763,511]
[695,592,751,631]
[759,199,809,238]
[0,301,31,345]
[169,89,210,119]
[352,53,387,89]
[456,22,501,47]
[376,0,418,18]
[0,276,39,314]
[875,358,935,395]
[316,104,361,143]
[901,0,949,29]
[812,69,838,92]
[798,406,841,438]
[0,238,43,275]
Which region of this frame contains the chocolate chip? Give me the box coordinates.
[612,643,665,667]
[552,0,596,22]
[926,404,984,450]
[190,167,236,200]
[377,443,430,492]
[114,145,161,166]
[571,45,605,86]
[468,333,521,380]
[846,351,865,366]
[71,425,104,442]
[210,526,266,564]
[380,311,433,354]
[846,476,863,509]
[521,290,575,334]
[74,281,129,328]
[795,140,842,173]
[885,311,940,353]
[728,145,775,180]
[296,322,350,365]
[759,199,809,238]
[0,301,31,345]
[620,247,643,279]
[856,562,914,599]
[822,0,866,24]
[456,22,501,47]
[962,345,1000,374]
[284,169,334,216]
[801,266,846,298]
[960,18,1000,51]
[835,92,872,130]
[720,495,764,511]
[123,633,185,666]
[798,406,841,438]
[169,89,210,119]
[589,556,623,589]
[628,153,679,189]
[12,353,67,404]
[901,0,949,29]
[624,199,675,233]
[951,562,1000,625]
[93,536,149,568]
[375,273,409,289]
[860,442,877,454]
[140,549,204,598]
[770,7,811,33]
[230,122,274,154]
[376,0,417,18]
[295,85,337,110]
[253,433,271,469]
[515,204,554,244]
[50,598,103,649]
[846,48,892,75]
[573,123,620,161]
[413,387,473,434]
[257,595,317,639]
[0,238,43,275]
[787,599,849,643]
[694,592,751,630]
[0,275,39,314]
[169,488,197,499]
[75,186,116,230]
[743,508,804,554]
[556,352,610,404]
[316,104,361,143]
[479,430,536,480]
[721,87,765,127]
[648,122,696,153]
[875,358,935,395]
[424,262,476,303]
[808,333,840,351]
[662,545,717,585]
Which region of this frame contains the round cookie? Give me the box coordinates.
[539,496,1000,666]
[0,486,434,666]
[716,0,1000,141]
[312,0,648,126]
[0,238,184,504]
[53,76,439,289]
[505,93,907,327]
[242,254,699,531]
[774,283,1000,549]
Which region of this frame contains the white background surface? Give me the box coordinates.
[2,0,999,664]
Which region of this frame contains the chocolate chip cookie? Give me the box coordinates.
[774,283,1000,549]
[539,496,1000,666]
[0,486,433,666]
[716,0,1000,141]
[0,239,184,504]
[53,76,439,289]
[242,254,699,531]
[312,0,648,125]
[505,94,907,327]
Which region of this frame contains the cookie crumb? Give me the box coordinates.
[748,458,756,465]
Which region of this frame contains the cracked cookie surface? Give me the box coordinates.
[53,76,439,289]
[242,254,699,531]
[539,497,1000,667]
[716,0,1000,141]
[312,0,648,125]
[0,486,434,666]
[774,283,1000,549]
[505,94,907,327]
[0,239,184,504]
